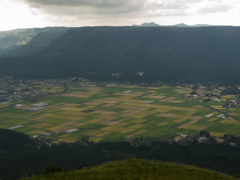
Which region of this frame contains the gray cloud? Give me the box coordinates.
[21,0,234,26]
[198,4,233,14]
[24,0,143,9]
[24,0,205,15]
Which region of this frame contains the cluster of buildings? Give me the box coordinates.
[0,76,74,102]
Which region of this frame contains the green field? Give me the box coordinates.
[1,85,240,143]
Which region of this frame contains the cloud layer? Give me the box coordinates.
[20,0,240,26]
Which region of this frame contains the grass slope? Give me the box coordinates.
[22,158,238,180]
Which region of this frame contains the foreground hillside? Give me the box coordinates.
[22,158,238,180]
[1,26,240,84]
[2,128,240,180]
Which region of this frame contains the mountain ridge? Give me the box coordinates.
[133,22,212,27]
[0,26,240,84]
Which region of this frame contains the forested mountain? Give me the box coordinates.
[0,26,240,84]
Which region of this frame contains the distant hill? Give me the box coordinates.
[1,26,240,84]
[0,28,27,39]
[133,23,212,27]
[21,158,238,180]
[0,27,73,55]
[0,32,58,57]
[193,24,213,27]
[173,23,189,27]
[133,22,160,27]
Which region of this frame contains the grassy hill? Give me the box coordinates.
[22,158,238,180]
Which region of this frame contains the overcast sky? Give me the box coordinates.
[0,0,240,31]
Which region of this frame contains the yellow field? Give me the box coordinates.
[77,122,88,127]
[134,130,147,135]
[174,136,182,140]
[14,121,29,125]
[38,113,58,118]
[113,122,130,127]
[229,113,240,116]
[47,125,69,131]
[157,122,169,126]
[173,114,193,119]
[4,114,25,118]
[222,95,235,99]
[95,131,111,137]
[99,126,135,133]
[210,132,226,137]
[124,114,147,119]
[59,134,71,138]
[220,119,239,124]
[53,114,72,119]
[68,108,86,112]
[85,130,111,137]
[27,130,44,134]
[94,115,112,120]
[124,135,135,138]
[68,117,84,121]
[128,124,146,129]
[87,119,102,123]
[131,119,147,123]
[208,118,218,122]
[31,123,53,129]
[85,130,107,136]
[174,119,188,123]
[88,137,103,142]
[192,105,208,109]
[211,106,226,110]
[182,124,208,131]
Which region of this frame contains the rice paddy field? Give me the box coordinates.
[1,85,240,143]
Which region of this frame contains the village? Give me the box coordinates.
[0,76,88,103]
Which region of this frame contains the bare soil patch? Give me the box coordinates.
[124,135,135,139]
[178,124,190,129]
[161,113,177,117]
[144,95,166,99]
[58,127,74,132]
[35,118,48,122]
[101,121,120,126]
[62,121,81,126]
[191,116,203,121]
[91,110,115,115]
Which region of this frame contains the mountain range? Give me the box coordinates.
[0,26,240,84]
[133,22,212,27]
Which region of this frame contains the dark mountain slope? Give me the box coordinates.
[0,26,240,84]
